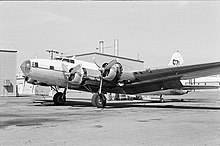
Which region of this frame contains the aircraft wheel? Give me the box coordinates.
[91,93,106,108]
[53,92,66,105]
[91,93,98,107]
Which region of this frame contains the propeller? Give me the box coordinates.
[93,58,118,94]
[70,64,82,74]
[103,59,117,70]
[61,63,82,86]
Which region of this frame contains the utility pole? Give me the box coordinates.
[46,50,59,60]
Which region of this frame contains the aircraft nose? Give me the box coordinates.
[20,60,31,76]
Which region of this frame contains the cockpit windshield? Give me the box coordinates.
[62,58,69,62]
[54,58,62,61]
[54,57,75,64]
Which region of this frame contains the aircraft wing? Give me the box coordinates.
[121,61,220,94]
[132,61,220,83]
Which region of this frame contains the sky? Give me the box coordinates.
[0,1,220,73]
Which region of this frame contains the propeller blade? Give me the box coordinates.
[93,57,101,68]
[32,84,34,93]
[104,59,117,70]
[61,64,69,81]
[61,63,68,72]
[98,77,103,94]
[61,63,69,72]
[70,64,82,74]
[23,76,29,93]
[23,78,26,93]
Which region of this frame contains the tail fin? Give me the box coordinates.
[168,51,184,66]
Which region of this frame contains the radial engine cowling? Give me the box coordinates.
[103,63,123,82]
[68,68,85,85]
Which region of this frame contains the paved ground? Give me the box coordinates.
[1,91,220,146]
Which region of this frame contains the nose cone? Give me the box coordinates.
[20,60,31,76]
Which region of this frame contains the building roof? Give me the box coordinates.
[0,49,17,53]
[75,52,144,63]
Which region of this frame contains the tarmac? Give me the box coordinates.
[0,91,220,146]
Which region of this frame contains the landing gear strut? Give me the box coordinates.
[159,95,166,103]
[91,93,107,108]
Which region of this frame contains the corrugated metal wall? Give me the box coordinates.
[0,50,17,97]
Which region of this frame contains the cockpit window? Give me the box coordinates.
[54,57,74,64]
[61,59,75,64]
[62,59,69,62]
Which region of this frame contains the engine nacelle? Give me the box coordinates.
[103,63,123,82]
[68,68,85,85]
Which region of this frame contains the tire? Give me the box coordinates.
[91,93,106,108]
[53,92,66,105]
[91,93,98,107]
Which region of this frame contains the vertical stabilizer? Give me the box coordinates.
[168,51,184,66]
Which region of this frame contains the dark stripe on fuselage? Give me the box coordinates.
[32,66,64,73]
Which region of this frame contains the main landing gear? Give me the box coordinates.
[53,88,67,106]
[53,91,107,108]
[91,93,107,108]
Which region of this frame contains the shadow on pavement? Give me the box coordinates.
[33,99,220,110]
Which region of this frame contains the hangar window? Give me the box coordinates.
[50,66,54,70]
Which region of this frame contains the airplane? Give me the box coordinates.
[20,52,220,108]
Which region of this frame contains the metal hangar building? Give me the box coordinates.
[0,49,17,97]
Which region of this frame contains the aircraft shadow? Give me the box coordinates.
[33,99,220,110]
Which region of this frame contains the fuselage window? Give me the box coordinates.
[35,62,38,67]
[32,62,38,67]
[50,66,54,70]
